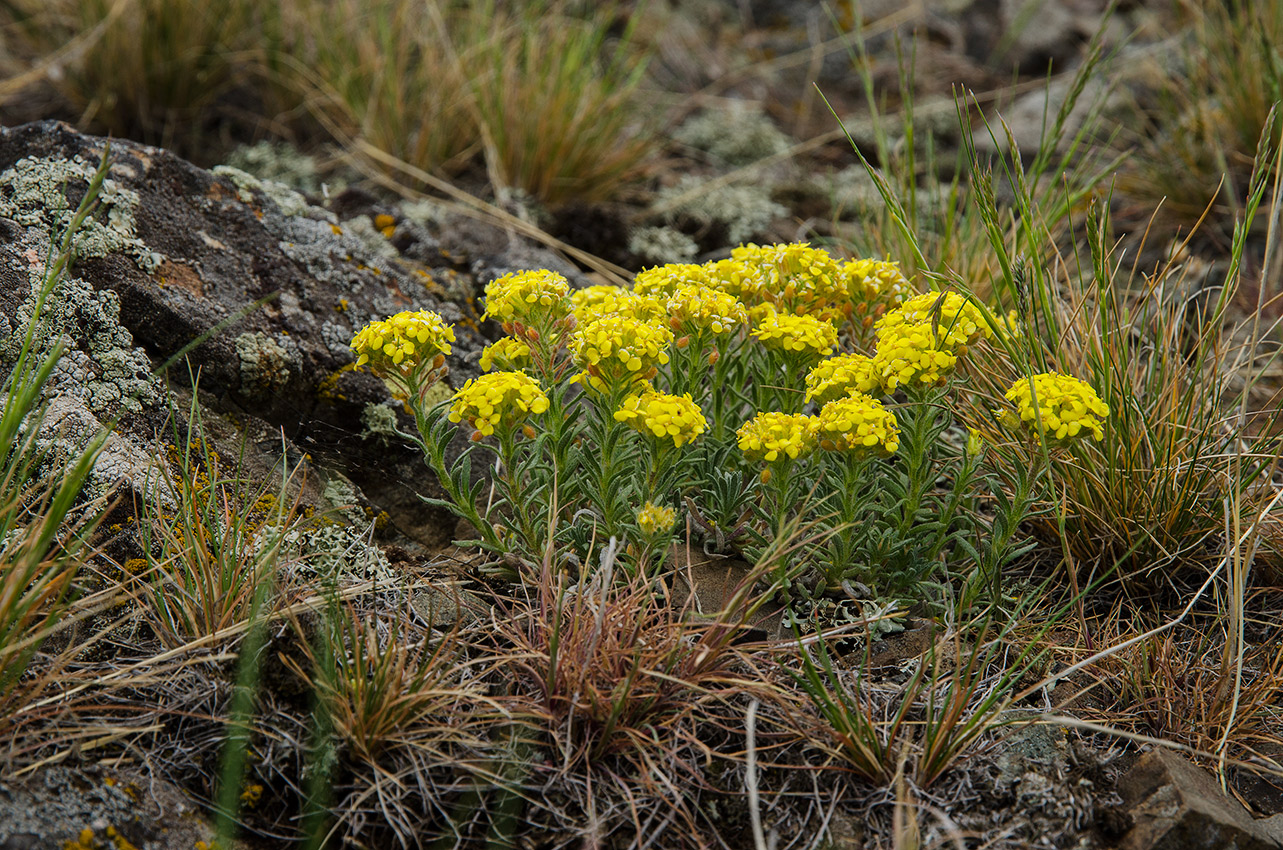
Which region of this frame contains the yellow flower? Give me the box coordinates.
[702,257,769,306]
[614,389,707,447]
[633,263,709,298]
[350,310,455,373]
[875,291,991,350]
[750,307,839,359]
[816,393,900,456]
[736,411,820,463]
[636,502,678,536]
[571,285,665,325]
[573,314,673,388]
[479,337,531,372]
[732,242,849,318]
[666,284,749,336]
[844,258,911,307]
[482,269,571,325]
[1002,372,1109,442]
[449,371,550,437]
[805,353,882,405]
[872,321,959,391]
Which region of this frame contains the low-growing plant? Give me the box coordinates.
[347,241,1103,612]
[135,390,307,646]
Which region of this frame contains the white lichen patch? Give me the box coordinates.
[0,154,163,272]
[628,225,699,264]
[280,521,395,584]
[654,176,786,246]
[235,330,297,397]
[673,102,792,167]
[343,215,400,261]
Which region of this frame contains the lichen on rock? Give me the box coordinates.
[235,330,297,398]
[0,154,163,273]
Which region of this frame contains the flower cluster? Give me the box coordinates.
[872,321,960,392]
[736,411,820,463]
[350,310,455,374]
[636,502,677,536]
[571,286,666,325]
[449,371,550,437]
[875,291,991,350]
[479,337,531,372]
[1002,372,1109,442]
[702,257,768,305]
[573,314,673,387]
[633,263,709,297]
[805,353,880,405]
[733,242,849,318]
[750,308,838,359]
[844,258,910,307]
[614,388,707,447]
[666,284,748,336]
[816,393,900,456]
[482,269,571,325]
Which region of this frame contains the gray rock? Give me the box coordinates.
[1117,749,1283,850]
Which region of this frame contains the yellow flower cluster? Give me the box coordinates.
[700,257,767,306]
[636,502,677,536]
[614,388,707,447]
[816,393,900,456]
[1003,372,1109,442]
[666,284,748,336]
[573,314,673,384]
[449,371,550,436]
[733,242,849,318]
[750,308,838,359]
[872,321,960,391]
[570,285,665,325]
[875,291,991,350]
[736,411,820,463]
[844,258,910,307]
[482,269,571,324]
[350,310,455,372]
[805,353,881,405]
[479,337,531,372]
[633,263,709,297]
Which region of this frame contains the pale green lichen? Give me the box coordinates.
[342,215,400,261]
[235,331,296,398]
[223,141,322,195]
[361,402,401,443]
[212,164,314,219]
[672,102,792,166]
[655,176,786,246]
[0,155,163,272]
[628,225,699,264]
[2,259,162,414]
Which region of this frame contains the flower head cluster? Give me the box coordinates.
[736,411,820,463]
[816,393,900,456]
[844,258,910,306]
[449,371,549,437]
[750,308,838,360]
[1002,372,1109,442]
[636,502,677,536]
[666,284,748,336]
[482,269,571,325]
[872,321,959,391]
[805,353,881,405]
[733,242,849,318]
[479,337,531,372]
[351,310,455,375]
[702,257,768,305]
[614,388,707,447]
[573,314,673,387]
[875,291,991,350]
[633,263,709,298]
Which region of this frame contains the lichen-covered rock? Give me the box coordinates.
[0,121,568,549]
